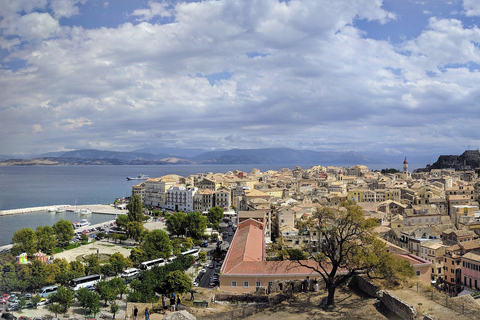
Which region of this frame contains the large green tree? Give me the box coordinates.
[76,287,100,315]
[141,229,172,259]
[50,286,75,310]
[160,270,192,295]
[185,211,207,239]
[115,214,130,231]
[294,202,413,309]
[127,194,144,222]
[109,252,132,275]
[207,206,224,224]
[96,280,117,306]
[35,225,56,254]
[12,228,37,255]
[166,211,187,237]
[126,221,145,242]
[53,219,74,246]
[84,255,101,275]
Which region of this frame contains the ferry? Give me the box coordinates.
[73,219,90,229]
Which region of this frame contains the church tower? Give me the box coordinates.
[403,157,409,180]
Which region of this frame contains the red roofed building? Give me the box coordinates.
[220,218,322,293]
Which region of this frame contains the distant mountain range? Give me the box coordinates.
[0,147,435,168]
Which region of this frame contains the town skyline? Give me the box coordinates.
[1,0,480,156]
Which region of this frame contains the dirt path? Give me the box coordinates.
[53,240,132,262]
[235,286,477,320]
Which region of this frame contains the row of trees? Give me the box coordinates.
[0,250,132,293]
[11,219,74,255]
[128,254,193,303]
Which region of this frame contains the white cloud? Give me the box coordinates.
[49,0,83,19]
[131,1,171,21]
[1,0,480,157]
[463,0,480,17]
[2,12,59,41]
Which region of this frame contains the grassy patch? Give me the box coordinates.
[53,243,81,253]
[99,244,115,247]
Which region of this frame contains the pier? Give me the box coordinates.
[0,204,128,216]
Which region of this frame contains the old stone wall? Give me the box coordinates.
[380,291,416,320]
[350,275,380,297]
[351,276,417,320]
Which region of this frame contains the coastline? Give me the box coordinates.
[0,204,128,216]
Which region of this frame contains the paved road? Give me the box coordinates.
[196,222,235,289]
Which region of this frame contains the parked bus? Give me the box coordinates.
[180,248,199,259]
[139,258,165,271]
[70,274,101,291]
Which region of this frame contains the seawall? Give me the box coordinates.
[0,205,70,216]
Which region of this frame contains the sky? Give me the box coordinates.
[1,0,480,159]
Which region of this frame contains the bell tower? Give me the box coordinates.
[403,157,409,179]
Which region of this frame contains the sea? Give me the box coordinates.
[0,164,302,246]
[0,162,412,246]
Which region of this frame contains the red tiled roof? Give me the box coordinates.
[222,219,265,274]
[398,253,431,266]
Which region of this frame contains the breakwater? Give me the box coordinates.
[0,204,128,216]
[0,205,71,216]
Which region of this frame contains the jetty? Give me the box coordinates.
[0,204,128,216]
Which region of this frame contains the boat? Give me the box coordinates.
[126,174,149,181]
[56,207,66,213]
[48,206,58,212]
[80,208,92,215]
[73,219,90,229]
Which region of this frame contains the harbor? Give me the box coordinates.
[0,205,127,247]
[0,204,128,216]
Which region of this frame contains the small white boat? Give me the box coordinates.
[80,208,92,215]
[48,206,58,212]
[56,207,66,213]
[73,219,90,229]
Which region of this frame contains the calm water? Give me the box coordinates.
[0,164,300,246]
[0,211,115,246]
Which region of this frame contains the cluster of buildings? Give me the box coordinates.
[132,158,480,295]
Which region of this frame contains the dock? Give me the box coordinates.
[0,204,128,216]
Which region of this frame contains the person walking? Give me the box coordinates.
[145,307,150,320]
[170,293,176,311]
[133,305,138,320]
[162,294,168,314]
[176,294,181,310]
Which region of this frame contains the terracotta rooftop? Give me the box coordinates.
[222,219,265,274]
[398,253,432,266]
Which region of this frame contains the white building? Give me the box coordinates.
[166,185,198,212]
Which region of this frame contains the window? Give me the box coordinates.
[416,271,421,276]
[243,281,249,288]
[256,281,261,287]
[231,281,237,287]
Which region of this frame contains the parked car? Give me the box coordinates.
[1,313,17,320]
[37,298,49,306]
[6,303,19,311]
[8,294,17,302]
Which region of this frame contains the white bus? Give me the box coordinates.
[180,248,199,259]
[70,274,101,291]
[139,258,165,271]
